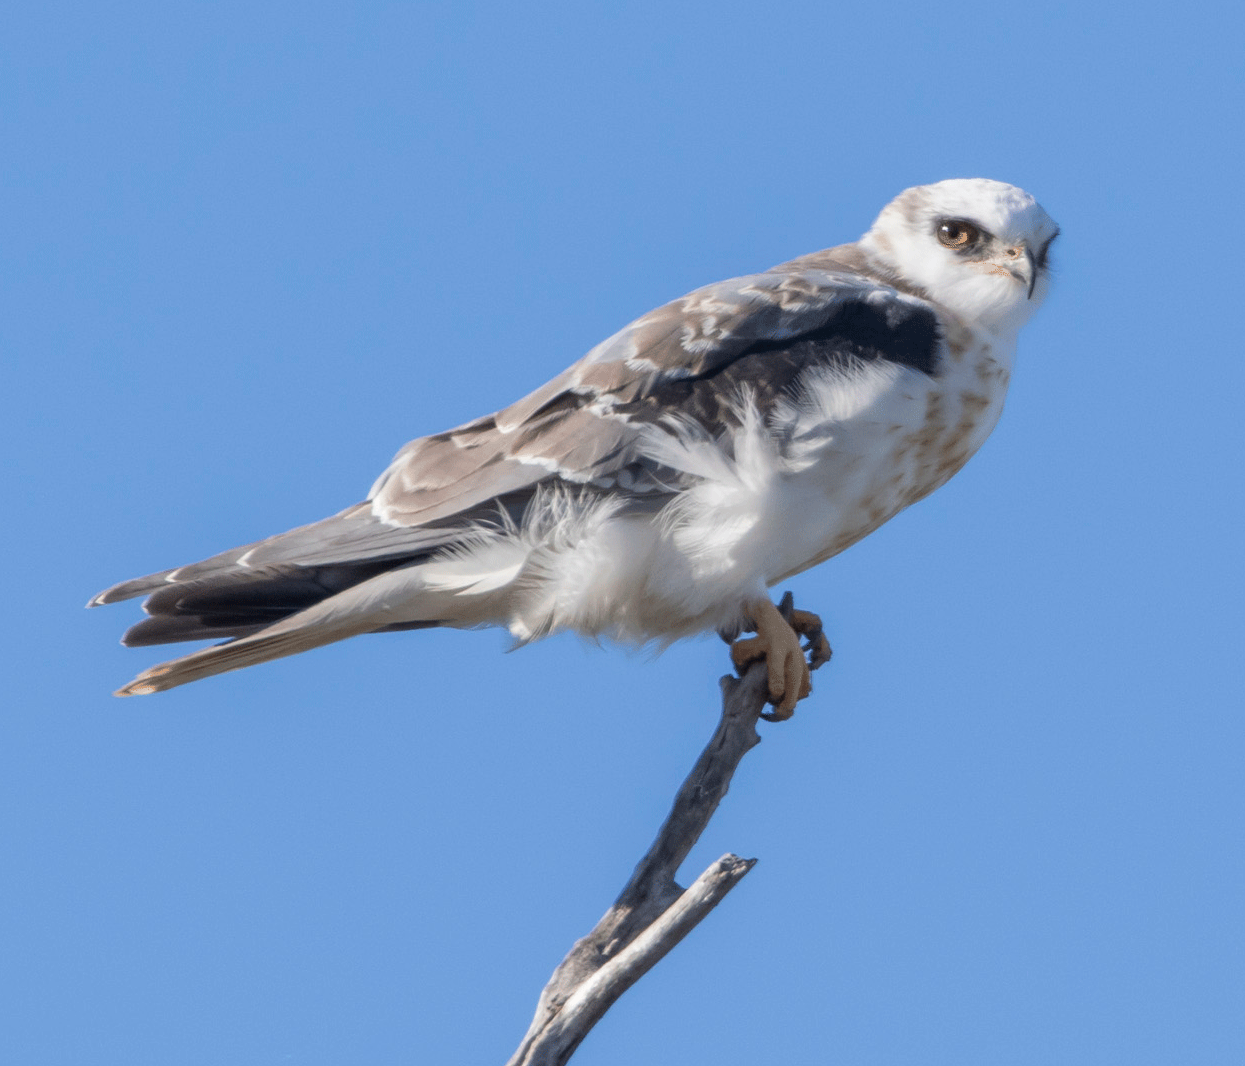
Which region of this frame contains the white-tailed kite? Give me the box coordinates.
[91,178,1058,715]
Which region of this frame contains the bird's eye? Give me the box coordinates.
[936,220,981,250]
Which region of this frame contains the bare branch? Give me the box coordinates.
[506,661,773,1066]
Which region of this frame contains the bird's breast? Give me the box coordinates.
[767,334,1013,582]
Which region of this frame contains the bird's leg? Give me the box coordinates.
[729,592,833,721]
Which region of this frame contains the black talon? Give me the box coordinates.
[777,590,795,622]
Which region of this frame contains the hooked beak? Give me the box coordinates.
[1007,244,1039,299]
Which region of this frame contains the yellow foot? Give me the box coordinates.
[729,592,833,721]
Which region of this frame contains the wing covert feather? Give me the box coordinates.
[370,259,917,529]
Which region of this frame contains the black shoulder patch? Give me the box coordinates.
[738,296,940,376]
[630,295,941,431]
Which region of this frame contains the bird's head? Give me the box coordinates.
[859,178,1059,335]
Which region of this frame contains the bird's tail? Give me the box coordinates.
[114,612,378,696]
[107,561,458,696]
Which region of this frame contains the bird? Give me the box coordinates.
[90,178,1059,715]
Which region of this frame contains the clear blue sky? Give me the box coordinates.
[4,2,1243,1063]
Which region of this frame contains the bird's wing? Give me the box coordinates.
[92,257,941,607]
[367,259,938,524]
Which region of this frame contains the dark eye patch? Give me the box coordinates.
[1036,229,1060,268]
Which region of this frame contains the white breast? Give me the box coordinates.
[773,331,1013,580]
[622,324,1016,632]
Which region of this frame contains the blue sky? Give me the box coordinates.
[4,2,1244,1063]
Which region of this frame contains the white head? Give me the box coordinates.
[859,178,1059,335]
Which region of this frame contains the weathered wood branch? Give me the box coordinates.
[505,659,776,1066]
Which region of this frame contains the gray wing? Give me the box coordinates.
[367,256,937,526]
[91,252,940,645]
